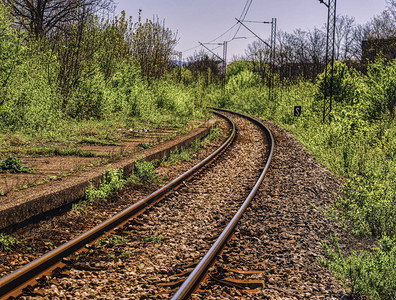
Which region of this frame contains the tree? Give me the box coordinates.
[370,0,396,38]
[186,50,222,85]
[350,23,372,60]
[1,0,114,38]
[131,15,178,80]
[334,15,356,60]
[0,3,24,89]
[245,39,271,81]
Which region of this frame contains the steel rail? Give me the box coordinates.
[0,111,236,300]
[172,108,275,300]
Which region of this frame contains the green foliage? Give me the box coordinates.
[0,157,30,173]
[141,235,163,243]
[359,58,396,120]
[85,168,126,202]
[226,60,254,78]
[320,234,396,299]
[0,3,24,88]
[72,200,88,213]
[134,158,156,182]
[0,233,20,252]
[137,143,151,149]
[226,69,261,95]
[337,173,396,237]
[161,147,192,167]
[314,61,360,106]
[97,234,129,248]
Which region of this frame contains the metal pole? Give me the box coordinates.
[320,0,336,122]
[269,18,277,101]
[178,52,182,82]
[223,41,227,90]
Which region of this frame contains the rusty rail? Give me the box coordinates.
[172,108,274,300]
[0,111,236,300]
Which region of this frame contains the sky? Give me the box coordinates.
[114,0,388,60]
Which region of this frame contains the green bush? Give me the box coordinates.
[134,158,156,182]
[359,58,396,120]
[85,168,126,202]
[314,61,360,106]
[320,234,396,299]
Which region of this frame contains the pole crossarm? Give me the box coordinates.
[235,18,271,48]
[318,0,329,7]
[199,42,224,62]
[243,20,272,24]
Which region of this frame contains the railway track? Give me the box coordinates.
[0,109,274,299]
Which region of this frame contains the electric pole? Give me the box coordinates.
[236,18,277,101]
[319,0,337,122]
[199,42,228,90]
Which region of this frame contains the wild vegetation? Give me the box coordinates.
[0,0,395,297]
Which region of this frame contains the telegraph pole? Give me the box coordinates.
[319,0,337,122]
[269,18,277,101]
[236,18,277,101]
[178,51,182,82]
[199,42,228,90]
[223,41,228,89]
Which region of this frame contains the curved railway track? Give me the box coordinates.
[0,108,274,299]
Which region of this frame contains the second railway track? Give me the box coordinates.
[0,109,274,299]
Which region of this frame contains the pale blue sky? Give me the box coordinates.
[114,0,388,59]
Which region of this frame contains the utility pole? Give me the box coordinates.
[199,42,228,90]
[178,51,182,82]
[236,18,277,101]
[223,41,228,88]
[269,18,277,101]
[318,0,337,122]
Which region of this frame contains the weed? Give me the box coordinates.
[79,136,118,146]
[85,168,126,202]
[27,145,96,157]
[161,147,192,167]
[120,251,132,258]
[142,235,163,243]
[0,157,30,173]
[206,125,222,142]
[72,200,88,213]
[133,157,157,182]
[137,143,151,149]
[0,233,20,251]
[97,234,129,248]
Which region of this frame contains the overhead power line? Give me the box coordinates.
[181,0,254,55]
[233,0,253,39]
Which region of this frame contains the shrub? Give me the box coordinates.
[320,234,396,299]
[134,157,156,182]
[85,168,126,202]
[314,61,359,107]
